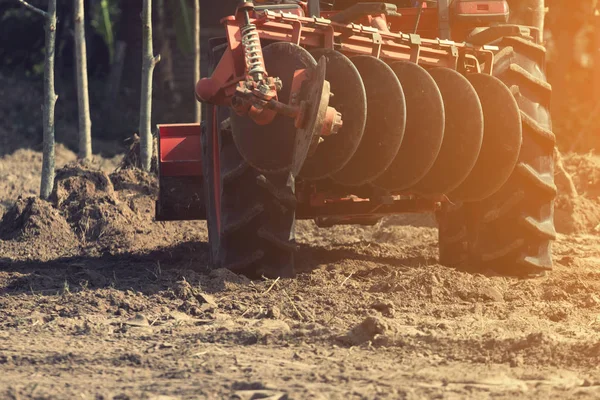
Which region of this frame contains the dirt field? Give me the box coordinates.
[1,143,600,399]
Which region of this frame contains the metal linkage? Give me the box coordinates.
[227,3,342,143]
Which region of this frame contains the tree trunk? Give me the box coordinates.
[16,1,57,199]
[139,0,160,172]
[74,0,92,160]
[194,0,201,123]
[41,1,58,199]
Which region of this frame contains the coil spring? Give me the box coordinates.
[241,23,266,81]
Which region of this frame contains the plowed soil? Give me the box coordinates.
[1,146,600,400]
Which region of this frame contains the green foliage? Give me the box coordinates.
[90,0,120,62]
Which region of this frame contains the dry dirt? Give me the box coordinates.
[1,145,600,400]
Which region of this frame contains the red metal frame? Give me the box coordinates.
[158,123,202,177]
[197,7,495,105]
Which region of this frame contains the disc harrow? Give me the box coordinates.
[161,0,525,238]
[195,3,523,198]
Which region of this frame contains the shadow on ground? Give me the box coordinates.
[0,236,443,297]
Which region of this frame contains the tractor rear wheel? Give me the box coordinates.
[438,28,556,276]
[202,106,296,278]
[201,41,296,278]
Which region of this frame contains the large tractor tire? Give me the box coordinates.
[202,43,296,279]
[438,28,557,276]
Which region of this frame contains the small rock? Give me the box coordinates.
[372,334,393,347]
[547,308,568,322]
[178,301,202,316]
[584,294,600,308]
[125,314,150,327]
[509,354,524,368]
[481,287,504,302]
[169,311,193,321]
[338,316,390,345]
[267,306,281,320]
[196,292,217,307]
[173,280,194,300]
[559,256,575,266]
[231,390,288,400]
[209,268,250,285]
[252,319,291,338]
[371,301,395,317]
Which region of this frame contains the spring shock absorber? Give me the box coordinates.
[240,9,266,82]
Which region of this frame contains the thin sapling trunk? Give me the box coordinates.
[17,0,58,199]
[139,0,161,172]
[74,0,92,160]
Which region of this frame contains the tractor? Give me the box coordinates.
[156,0,556,279]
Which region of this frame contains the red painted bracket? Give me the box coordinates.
[158,123,203,177]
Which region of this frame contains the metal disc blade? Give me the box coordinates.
[374,61,445,191]
[291,58,331,176]
[331,55,406,186]
[300,49,367,180]
[230,42,317,173]
[412,68,484,197]
[449,73,522,202]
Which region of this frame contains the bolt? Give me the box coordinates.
[274,78,283,92]
[330,111,343,135]
[290,92,299,105]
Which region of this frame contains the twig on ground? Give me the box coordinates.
[340,273,353,287]
[283,289,304,321]
[263,277,280,295]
